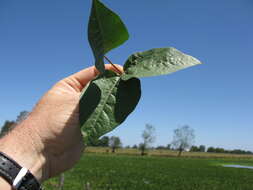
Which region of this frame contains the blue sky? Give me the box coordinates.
[0,0,252,151]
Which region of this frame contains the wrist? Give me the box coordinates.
[0,177,12,190]
[0,118,48,183]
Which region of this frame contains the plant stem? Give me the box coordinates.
[104,56,122,75]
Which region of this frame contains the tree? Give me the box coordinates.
[140,124,155,156]
[109,136,122,153]
[190,145,206,152]
[0,121,16,138]
[171,125,195,157]
[199,145,206,152]
[16,111,29,124]
[190,146,200,152]
[207,147,215,152]
[215,147,225,153]
[132,144,138,149]
[0,110,30,138]
[231,149,253,155]
[138,143,146,155]
[98,136,109,147]
[156,145,166,150]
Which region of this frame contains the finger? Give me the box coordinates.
[105,64,124,74]
[70,64,123,86]
[64,64,123,92]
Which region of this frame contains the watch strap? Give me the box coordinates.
[0,152,42,190]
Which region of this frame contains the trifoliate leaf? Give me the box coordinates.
[88,0,129,73]
[122,47,202,80]
[80,70,141,142]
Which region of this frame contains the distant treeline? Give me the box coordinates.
[155,145,253,155]
[86,136,253,155]
[205,146,253,155]
[1,112,252,156]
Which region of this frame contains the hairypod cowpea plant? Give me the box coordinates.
[80,0,202,144]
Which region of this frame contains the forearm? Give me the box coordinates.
[0,118,47,189]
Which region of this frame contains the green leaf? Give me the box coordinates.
[122,47,202,80]
[88,0,129,73]
[80,70,141,142]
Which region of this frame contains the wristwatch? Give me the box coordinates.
[0,152,42,190]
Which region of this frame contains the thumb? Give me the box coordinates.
[61,64,123,92]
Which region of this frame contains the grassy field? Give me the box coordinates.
[85,147,253,159]
[43,151,253,190]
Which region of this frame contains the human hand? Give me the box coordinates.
[0,65,123,185]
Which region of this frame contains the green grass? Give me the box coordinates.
[43,153,253,190]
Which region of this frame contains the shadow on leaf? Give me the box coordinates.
[79,83,101,127]
[115,78,141,123]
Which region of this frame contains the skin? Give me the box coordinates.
[0,65,123,189]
